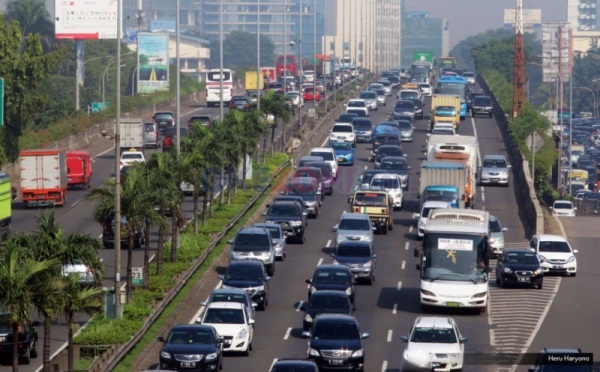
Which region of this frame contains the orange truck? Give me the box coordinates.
[20,149,68,208]
[66,150,92,189]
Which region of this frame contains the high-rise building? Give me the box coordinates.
[567,0,600,50]
[401,11,448,67]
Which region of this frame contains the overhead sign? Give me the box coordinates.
[131,267,143,285]
[438,238,474,251]
[504,9,542,25]
[55,0,120,39]
[137,33,170,94]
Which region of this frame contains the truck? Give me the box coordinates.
[120,118,145,152]
[302,60,333,75]
[245,71,264,91]
[430,94,461,130]
[418,161,468,210]
[426,135,479,208]
[413,51,433,64]
[20,149,68,208]
[439,57,457,69]
[0,174,16,241]
[66,151,92,189]
[261,67,276,84]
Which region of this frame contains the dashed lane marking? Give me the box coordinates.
[296,302,303,312]
[404,242,409,250]
[408,226,413,233]
[364,165,368,170]
[326,240,331,247]
[392,304,397,314]
[397,281,402,291]
[283,327,292,340]
[381,361,388,372]
[387,330,393,342]
[401,260,405,270]
[317,258,323,266]
[70,199,81,207]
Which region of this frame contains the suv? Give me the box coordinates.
[471,95,494,118]
[329,123,356,148]
[352,118,374,142]
[188,115,212,127]
[345,99,369,117]
[550,200,577,217]
[310,147,339,178]
[219,260,270,310]
[262,201,307,244]
[301,290,354,331]
[227,227,276,276]
[157,324,223,370]
[0,313,39,364]
[199,302,254,355]
[480,155,510,186]
[302,314,369,371]
[370,173,404,210]
[280,177,321,218]
[144,122,159,148]
[253,223,287,260]
[332,241,377,284]
[528,348,594,372]
[270,359,319,372]
[332,212,375,247]
[198,288,257,323]
[358,91,378,110]
[415,201,451,239]
[230,96,250,112]
[152,111,176,133]
[399,317,467,372]
[528,235,578,276]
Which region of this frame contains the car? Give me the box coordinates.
[335,113,359,126]
[280,176,321,217]
[306,264,356,304]
[152,111,176,133]
[406,98,424,119]
[351,118,374,143]
[286,91,304,108]
[332,241,377,284]
[120,150,145,167]
[397,89,420,101]
[303,86,321,102]
[144,122,159,148]
[267,82,285,92]
[368,83,384,91]
[431,123,457,136]
[101,215,145,248]
[528,234,578,276]
[229,96,250,112]
[495,250,544,289]
[227,227,276,276]
[158,324,224,371]
[304,70,315,82]
[271,196,309,216]
[415,201,451,239]
[370,173,404,210]
[418,83,432,96]
[345,99,369,116]
[252,223,287,260]
[264,201,308,243]
[467,89,484,109]
[390,100,416,119]
[471,95,494,118]
[330,141,355,165]
[301,290,354,331]
[304,162,334,195]
[371,133,401,161]
[188,115,212,127]
[301,83,314,93]
[377,79,393,95]
[346,109,368,118]
[358,90,378,110]
[119,165,133,182]
[219,260,271,310]
[399,317,466,372]
[332,212,375,247]
[197,288,257,324]
[550,200,577,217]
[298,155,325,168]
[311,146,340,178]
[293,167,325,200]
[463,71,476,84]
[302,314,369,371]
[198,302,254,355]
[528,348,594,372]
[0,313,39,365]
[247,89,265,103]
[480,155,510,186]
[374,145,405,168]
[489,215,508,257]
[374,89,387,105]
[358,169,387,187]
[62,259,97,285]
[396,120,414,142]
[377,157,410,190]
[270,359,319,372]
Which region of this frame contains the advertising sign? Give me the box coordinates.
[55,0,120,39]
[504,9,542,25]
[438,238,474,251]
[542,22,571,83]
[137,33,169,94]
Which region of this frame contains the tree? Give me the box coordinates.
[4,0,56,51]
[259,90,294,159]
[0,16,67,166]
[205,31,276,70]
[213,114,245,203]
[239,110,268,189]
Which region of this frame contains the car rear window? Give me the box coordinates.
[154,113,173,120]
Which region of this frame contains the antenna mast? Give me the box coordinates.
[512,0,526,120]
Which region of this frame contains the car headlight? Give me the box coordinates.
[445,353,461,359]
[308,348,320,357]
[291,220,302,226]
[236,328,248,339]
[160,351,171,359]
[361,235,373,241]
[420,289,435,297]
[568,256,576,263]
[310,286,317,293]
[418,222,426,228]
[481,171,489,176]
[274,243,282,248]
[533,269,542,275]
[345,287,353,296]
[253,285,265,292]
[503,267,512,273]
[352,349,364,358]
[496,238,504,244]
[472,291,487,298]
[265,220,275,224]
[333,259,340,265]
[304,314,313,322]
[221,284,234,289]
[363,261,372,268]
[538,255,546,262]
[337,234,344,240]
[205,352,218,361]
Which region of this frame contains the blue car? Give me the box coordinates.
[331,142,355,165]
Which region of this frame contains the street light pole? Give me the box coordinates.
[219,0,224,120]
[257,0,261,112]
[176,0,181,154]
[114,0,123,318]
[76,55,111,110]
[283,0,287,95]
[313,0,316,112]
[299,0,303,80]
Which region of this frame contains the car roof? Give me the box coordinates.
[339,213,370,220]
[237,227,269,235]
[211,288,249,296]
[414,316,454,329]
[309,290,351,298]
[253,223,282,229]
[373,173,400,180]
[316,264,351,272]
[228,260,264,268]
[553,200,573,204]
[206,301,245,310]
[535,234,568,242]
[380,156,406,162]
[314,313,357,323]
[311,147,335,152]
[422,201,451,208]
[154,111,175,115]
[483,155,507,160]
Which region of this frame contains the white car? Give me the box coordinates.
[370,173,404,210]
[418,83,432,96]
[345,99,369,117]
[309,147,338,179]
[550,200,577,217]
[489,215,508,256]
[430,123,457,136]
[528,234,578,276]
[199,302,254,354]
[328,123,356,147]
[286,91,304,108]
[62,259,96,285]
[303,70,315,82]
[368,83,384,92]
[415,201,451,239]
[400,317,466,372]
[120,151,145,168]
[463,72,476,84]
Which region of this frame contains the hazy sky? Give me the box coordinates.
[405,0,568,48]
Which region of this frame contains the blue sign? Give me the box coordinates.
[91,102,110,112]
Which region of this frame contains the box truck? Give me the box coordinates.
[0,173,16,241]
[20,149,68,208]
[120,118,145,152]
[430,94,461,131]
[418,161,468,210]
[245,71,264,91]
[66,151,92,189]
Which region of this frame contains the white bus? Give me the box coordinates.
[206,69,238,107]
[414,209,490,312]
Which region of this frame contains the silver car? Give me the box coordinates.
[144,122,159,148]
[480,155,511,186]
[227,227,276,276]
[397,120,414,142]
[377,80,392,96]
[253,223,287,260]
[489,215,508,257]
[332,213,375,247]
[62,259,97,285]
[359,91,378,111]
[198,288,257,323]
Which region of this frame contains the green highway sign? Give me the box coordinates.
[0,78,4,126]
[131,267,143,285]
[91,102,110,112]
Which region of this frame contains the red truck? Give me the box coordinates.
[20,149,68,208]
[261,67,276,84]
[66,151,92,189]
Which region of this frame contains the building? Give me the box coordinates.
[400,11,449,67]
[504,9,542,40]
[567,0,600,51]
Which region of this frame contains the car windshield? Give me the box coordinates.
[331,143,352,151]
[263,226,281,238]
[371,177,400,189]
[435,106,456,116]
[305,163,332,178]
[145,125,155,133]
[474,97,492,105]
[421,207,442,218]
[339,219,370,231]
[483,159,507,168]
[312,322,360,340]
[398,121,412,130]
[422,234,488,281]
[333,125,354,133]
[554,202,573,210]
[348,101,365,107]
[313,270,352,284]
[538,241,571,253]
[155,113,173,120]
[234,233,270,247]
[233,99,248,105]
[375,137,400,145]
[225,264,263,280]
[425,189,458,202]
[378,148,403,157]
[376,90,386,96]
[286,184,316,196]
[336,244,371,257]
[122,153,143,160]
[268,204,300,216]
[167,330,215,344]
[360,92,376,99]
[401,92,419,99]
[203,308,244,324]
[354,192,387,206]
[308,295,350,311]
[396,102,414,109]
[287,93,299,98]
[433,129,454,135]
[337,115,356,123]
[380,160,407,170]
[211,293,248,305]
[352,120,372,130]
[410,327,457,343]
[489,219,502,233]
[504,252,539,264]
[310,151,334,161]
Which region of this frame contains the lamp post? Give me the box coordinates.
[313,0,316,113]
[299,0,303,80]
[257,0,261,112]
[114,0,123,319]
[76,55,111,110]
[102,59,133,103]
[176,0,181,155]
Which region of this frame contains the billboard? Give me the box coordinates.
[137,33,170,94]
[55,0,120,39]
[504,9,542,25]
[542,22,571,83]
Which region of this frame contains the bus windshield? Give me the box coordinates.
[207,72,231,81]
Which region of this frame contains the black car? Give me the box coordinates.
[372,134,401,158]
[188,115,212,127]
[229,96,250,112]
[302,314,369,372]
[102,215,144,248]
[119,165,133,182]
[389,100,415,119]
[346,109,367,118]
[374,145,403,168]
[495,250,544,289]
[471,95,494,118]
[271,359,319,372]
[332,241,377,284]
[467,90,484,109]
[280,177,321,219]
[0,313,39,364]
[158,324,223,371]
[336,113,359,124]
[262,201,308,244]
[153,111,176,133]
[302,290,354,331]
[407,98,424,119]
[271,196,309,216]
[219,260,270,310]
[358,169,387,186]
[378,156,410,189]
[306,264,356,304]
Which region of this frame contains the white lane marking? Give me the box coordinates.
[149,254,156,263]
[471,117,482,162]
[481,186,486,203]
[554,215,567,239]
[401,260,406,270]
[404,242,409,250]
[364,165,368,170]
[321,137,329,147]
[296,301,304,312]
[70,199,81,207]
[381,361,388,372]
[326,240,331,247]
[387,330,393,342]
[317,258,323,266]
[490,329,496,346]
[270,359,278,371]
[408,226,413,233]
[92,145,115,160]
[283,327,292,340]
[191,281,222,324]
[343,210,346,214]
[182,106,205,117]
[97,234,102,239]
[392,304,397,315]
[353,185,358,191]
[397,281,402,291]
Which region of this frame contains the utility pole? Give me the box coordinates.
[75,40,84,110]
[299,0,303,80]
[342,0,345,94]
[511,0,526,120]
[257,0,261,112]
[284,0,287,95]
[176,0,181,154]
[219,0,224,120]
[313,0,316,112]
[114,0,123,317]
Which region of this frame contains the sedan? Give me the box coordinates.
[120,151,145,168]
[332,241,377,284]
[306,265,356,305]
[496,250,544,289]
[378,156,411,189]
[301,290,354,331]
[330,142,355,165]
[480,155,511,186]
[489,215,508,257]
[303,87,321,102]
[197,288,257,324]
[158,324,224,371]
[62,259,96,285]
[286,91,304,108]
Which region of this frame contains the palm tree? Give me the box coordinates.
[30,277,62,372]
[0,240,55,372]
[213,114,245,204]
[181,125,210,234]
[239,110,268,190]
[260,90,294,158]
[5,0,56,51]
[60,274,103,371]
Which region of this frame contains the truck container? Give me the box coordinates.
[426,135,479,208]
[439,57,457,69]
[20,149,68,208]
[66,151,92,189]
[419,161,467,210]
[261,67,276,83]
[413,51,433,63]
[245,71,264,91]
[302,61,332,75]
[0,173,16,241]
[430,94,461,130]
[120,118,145,152]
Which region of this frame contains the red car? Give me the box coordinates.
[303,87,321,102]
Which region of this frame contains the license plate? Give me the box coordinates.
[181,362,195,368]
[447,302,460,307]
[490,179,499,183]
[329,359,344,365]
[68,178,74,181]
[553,265,562,269]
[287,232,294,236]
[518,277,530,283]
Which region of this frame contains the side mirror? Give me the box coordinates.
[218,274,224,280]
[399,335,408,342]
[200,301,207,307]
[508,165,512,168]
[157,336,165,342]
[574,250,579,254]
[252,302,258,308]
[302,331,311,338]
[372,254,377,259]
[549,207,553,210]
[330,253,335,257]
[351,306,357,311]
[293,166,298,169]
[306,279,312,284]
[328,129,332,132]
[226,240,233,244]
[32,321,40,327]
[460,336,468,343]
[217,337,225,344]
[332,225,338,231]
[248,318,255,325]
[408,166,412,170]
[361,332,370,339]
[414,214,421,218]
[266,204,271,208]
[266,276,271,281]
[403,154,407,157]
[414,247,420,258]
[303,212,308,216]
[502,227,508,232]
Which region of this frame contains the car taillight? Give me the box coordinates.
[230,103,236,108]
[152,119,155,122]
[154,131,157,138]
[244,104,249,108]
[207,122,211,126]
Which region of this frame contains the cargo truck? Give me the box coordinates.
[0,173,16,241]
[439,57,457,69]
[426,135,479,208]
[418,161,467,210]
[261,67,276,83]
[302,60,333,75]
[120,118,145,152]
[20,149,68,208]
[66,151,92,189]
[430,94,461,131]
[245,71,264,92]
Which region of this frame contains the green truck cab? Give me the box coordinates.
[347,186,393,234]
[0,173,17,241]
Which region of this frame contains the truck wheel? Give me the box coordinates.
[389,221,393,231]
